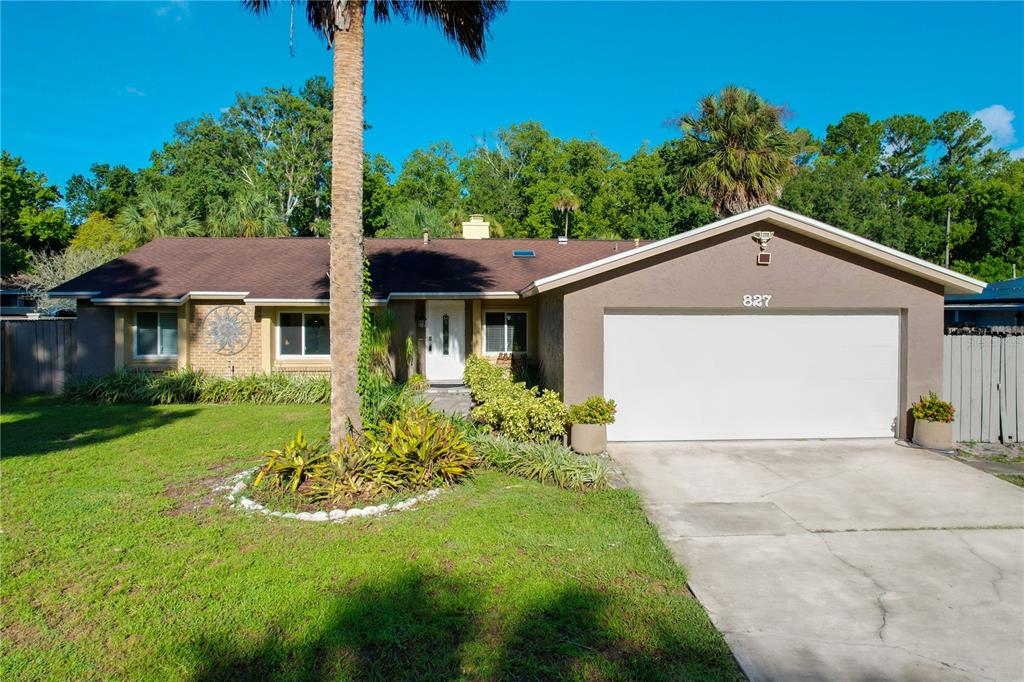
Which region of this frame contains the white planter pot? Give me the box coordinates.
[571,424,607,455]
[912,419,953,450]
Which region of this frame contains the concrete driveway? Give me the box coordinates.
[610,440,1024,681]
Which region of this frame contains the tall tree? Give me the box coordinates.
[821,112,883,175]
[879,115,931,180]
[242,0,506,444]
[676,86,797,216]
[65,163,139,225]
[392,141,462,212]
[1,151,71,275]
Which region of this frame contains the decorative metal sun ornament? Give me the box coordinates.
[202,305,252,356]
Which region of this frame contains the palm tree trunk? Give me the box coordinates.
[329,2,365,445]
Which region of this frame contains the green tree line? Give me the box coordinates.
[3,81,1021,283]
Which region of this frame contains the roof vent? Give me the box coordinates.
[557,235,568,245]
[512,249,535,258]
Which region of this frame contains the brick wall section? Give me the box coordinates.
[189,300,263,377]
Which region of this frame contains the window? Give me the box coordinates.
[135,311,178,358]
[484,311,527,354]
[279,312,330,357]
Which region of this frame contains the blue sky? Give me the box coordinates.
[2,1,1022,191]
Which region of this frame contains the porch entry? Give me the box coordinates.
[425,300,466,383]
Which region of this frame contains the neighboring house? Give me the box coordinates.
[945,276,1024,329]
[51,205,983,442]
[0,286,38,317]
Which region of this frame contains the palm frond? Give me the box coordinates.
[243,1,506,60]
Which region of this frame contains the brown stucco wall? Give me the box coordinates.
[558,222,945,440]
[74,300,115,378]
[537,290,564,393]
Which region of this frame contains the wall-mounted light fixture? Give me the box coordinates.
[752,231,773,266]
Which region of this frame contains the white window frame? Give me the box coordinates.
[483,309,528,355]
[277,311,330,359]
[133,310,178,359]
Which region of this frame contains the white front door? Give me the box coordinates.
[425,300,466,383]
[604,312,900,441]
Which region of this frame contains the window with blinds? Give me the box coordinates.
[484,311,527,353]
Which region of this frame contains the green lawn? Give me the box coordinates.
[1,398,740,681]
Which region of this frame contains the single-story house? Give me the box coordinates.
[52,205,984,442]
[945,276,1023,329]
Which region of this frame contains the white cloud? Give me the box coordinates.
[126,86,146,97]
[155,1,189,21]
[1010,147,1024,160]
[973,104,1017,148]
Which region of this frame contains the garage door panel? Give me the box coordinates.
[604,313,899,441]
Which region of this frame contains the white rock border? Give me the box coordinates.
[215,468,443,523]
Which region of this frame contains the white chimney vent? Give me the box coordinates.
[461,214,490,239]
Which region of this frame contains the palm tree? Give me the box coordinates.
[208,187,290,237]
[117,190,202,247]
[242,0,505,444]
[677,86,797,216]
[552,188,580,238]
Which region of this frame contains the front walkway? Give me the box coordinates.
[610,439,1024,681]
[423,384,472,416]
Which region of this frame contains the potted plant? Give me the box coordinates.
[567,396,616,455]
[911,391,955,450]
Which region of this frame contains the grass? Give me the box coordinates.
[997,474,1024,488]
[0,397,740,681]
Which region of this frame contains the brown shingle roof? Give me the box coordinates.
[51,237,646,301]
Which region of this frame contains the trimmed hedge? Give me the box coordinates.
[463,356,567,442]
[67,369,331,405]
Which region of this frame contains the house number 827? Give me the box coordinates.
[742,294,772,307]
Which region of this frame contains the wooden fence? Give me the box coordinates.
[1,319,76,395]
[943,331,1024,443]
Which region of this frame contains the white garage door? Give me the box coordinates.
[604,313,899,441]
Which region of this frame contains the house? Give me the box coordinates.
[0,286,39,317]
[945,276,1024,329]
[51,205,984,442]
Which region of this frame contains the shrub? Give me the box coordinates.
[67,369,149,403]
[361,381,426,427]
[67,369,330,405]
[463,356,567,442]
[201,372,330,404]
[470,433,609,491]
[406,373,429,392]
[149,368,206,404]
[912,391,955,423]
[463,355,510,402]
[567,396,617,425]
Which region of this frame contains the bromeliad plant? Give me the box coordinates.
[252,408,479,507]
[364,406,478,487]
[253,430,332,493]
[912,392,955,423]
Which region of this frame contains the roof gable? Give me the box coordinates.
[522,205,985,296]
